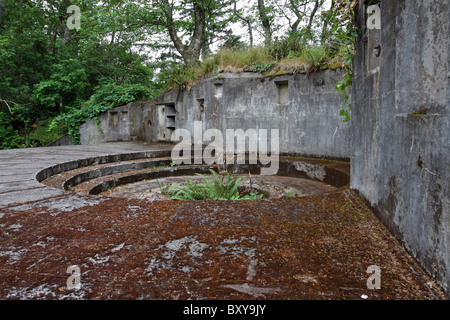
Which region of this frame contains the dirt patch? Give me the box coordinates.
[0,190,446,300]
[100,175,338,201]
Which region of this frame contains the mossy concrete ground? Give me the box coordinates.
[0,142,446,299]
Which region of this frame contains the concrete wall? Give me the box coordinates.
[79,102,147,145]
[80,71,351,160]
[46,134,73,147]
[352,0,449,294]
[76,1,450,295]
[154,70,351,159]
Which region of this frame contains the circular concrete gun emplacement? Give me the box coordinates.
[38,150,350,201]
[0,142,446,300]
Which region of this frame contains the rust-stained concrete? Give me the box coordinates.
[0,142,446,299]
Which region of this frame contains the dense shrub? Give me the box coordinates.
[165,169,264,201]
[50,82,153,144]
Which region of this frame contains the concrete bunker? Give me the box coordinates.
[38,150,350,202]
[79,71,351,161]
[72,0,449,295]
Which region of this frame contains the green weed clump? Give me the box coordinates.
[160,169,263,201]
[164,40,349,89]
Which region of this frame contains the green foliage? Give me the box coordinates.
[0,0,158,149]
[0,111,22,150]
[329,0,360,122]
[268,33,306,61]
[50,82,153,144]
[161,43,344,89]
[31,59,88,113]
[302,45,327,68]
[165,169,264,201]
[161,64,199,90]
[156,180,172,196]
[251,61,276,73]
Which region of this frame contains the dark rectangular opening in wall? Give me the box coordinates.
[275,81,289,105]
[197,99,205,112]
[165,103,176,117]
[196,99,205,121]
[166,115,175,127]
[166,127,175,140]
[214,83,223,98]
[164,103,176,140]
[109,112,118,126]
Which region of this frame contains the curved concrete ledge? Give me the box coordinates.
[86,159,349,196]
[0,142,174,209]
[35,149,173,183]
[89,165,217,195]
[0,142,447,300]
[61,158,174,191]
[37,150,349,198]
[0,141,348,209]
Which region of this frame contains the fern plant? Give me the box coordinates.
[166,169,263,201]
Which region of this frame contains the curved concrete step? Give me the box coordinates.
[36,149,173,183]
[37,148,350,200]
[0,142,176,209]
[72,159,349,196]
[62,157,174,191]
[88,165,218,195]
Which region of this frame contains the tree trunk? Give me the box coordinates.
[247,20,254,48]
[305,0,320,44]
[321,0,335,46]
[186,0,206,65]
[161,0,206,66]
[257,0,272,47]
[289,0,305,35]
[233,1,254,48]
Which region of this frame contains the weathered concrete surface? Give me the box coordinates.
[46,135,73,147]
[80,71,351,160]
[0,142,447,299]
[0,188,446,300]
[0,142,174,208]
[352,0,449,295]
[79,102,146,145]
[156,71,351,159]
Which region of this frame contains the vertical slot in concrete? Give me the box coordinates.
[214,83,223,98]
[165,103,176,141]
[109,112,118,126]
[275,81,289,105]
[196,99,205,121]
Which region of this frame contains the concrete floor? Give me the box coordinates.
[0,142,446,300]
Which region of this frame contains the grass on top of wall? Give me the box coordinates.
[165,44,348,90]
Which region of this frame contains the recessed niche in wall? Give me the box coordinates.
[197,99,205,113]
[275,81,289,105]
[109,112,118,126]
[214,83,223,98]
[195,98,205,121]
[121,111,128,121]
[165,103,176,140]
